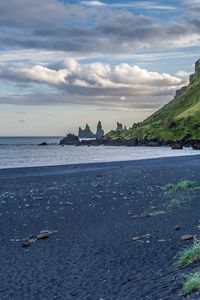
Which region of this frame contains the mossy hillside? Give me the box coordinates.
[106,59,200,142]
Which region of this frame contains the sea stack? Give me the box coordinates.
[116,122,123,132]
[95,121,104,139]
[78,124,95,139]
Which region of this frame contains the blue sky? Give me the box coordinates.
[0,0,200,135]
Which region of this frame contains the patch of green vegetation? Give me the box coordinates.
[175,240,200,268]
[164,180,198,195]
[181,272,200,296]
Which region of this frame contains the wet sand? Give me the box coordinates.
[1,155,200,299]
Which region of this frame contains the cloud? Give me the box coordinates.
[81,0,176,10]
[1,65,70,85]
[176,70,190,78]
[0,59,183,89]
[0,0,199,56]
[0,59,185,110]
[81,1,106,7]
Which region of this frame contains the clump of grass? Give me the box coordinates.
[175,240,200,268]
[181,272,200,296]
[164,180,198,195]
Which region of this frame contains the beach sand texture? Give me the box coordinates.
[1,155,200,299]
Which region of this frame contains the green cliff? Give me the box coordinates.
[106,59,200,143]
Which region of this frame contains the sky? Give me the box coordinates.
[0,0,200,136]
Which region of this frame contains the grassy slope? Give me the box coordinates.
[106,60,200,142]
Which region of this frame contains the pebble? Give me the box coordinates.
[174,225,180,231]
[132,236,140,241]
[37,230,53,239]
[181,235,194,241]
[22,238,35,248]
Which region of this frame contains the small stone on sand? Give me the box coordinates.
[181,235,194,241]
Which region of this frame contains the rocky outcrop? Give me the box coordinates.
[60,134,79,145]
[171,142,183,150]
[75,140,100,146]
[78,121,105,139]
[191,141,200,150]
[78,124,95,139]
[38,142,48,146]
[95,121,104,139]
[116,122,123,131]
[189,59,200,84]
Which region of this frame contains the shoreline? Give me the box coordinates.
[0,153,200,177]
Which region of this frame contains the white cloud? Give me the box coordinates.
[1,65,69,85]
[0,59,184,97]
[81,0,176,10]
[81,1,106,7]
[176,70,190,78]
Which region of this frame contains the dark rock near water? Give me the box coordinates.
[75,140,100,146]
[125,139,138,146]
[171,142,183,150]
[38,142,48,146]
[60,134,79,145]
[145,140,161,147]
[191,141,200,150]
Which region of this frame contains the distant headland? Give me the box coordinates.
[60,59,200,150]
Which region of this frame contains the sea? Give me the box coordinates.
[0,136,198,169]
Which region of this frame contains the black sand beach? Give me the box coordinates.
[1,155,200,300]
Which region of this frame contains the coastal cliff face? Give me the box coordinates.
[106,58,200,143]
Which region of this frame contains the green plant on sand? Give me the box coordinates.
[164,180,198,195]
[175,240,200,268]
[181,272,200,296]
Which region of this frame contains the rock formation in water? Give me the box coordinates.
[95,121,104,139]
[78,124,95,139]
[60,134,79,145]
[116,122,123,132]
[78,122,105,139]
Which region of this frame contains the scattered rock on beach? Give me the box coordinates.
[174,225,181,231]
[22,230,53,247]
[22,237,36,248]
[132,236,140,241]
[37,230,52,240]
[181,235,194,241]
